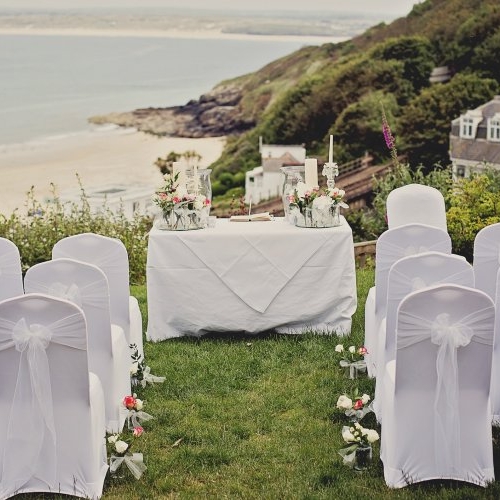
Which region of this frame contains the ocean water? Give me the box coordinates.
[0,33,328,147]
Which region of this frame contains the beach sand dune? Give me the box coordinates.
[0,128,225,216]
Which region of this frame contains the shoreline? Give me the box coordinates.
[0,127,226,217]
[0,27,346,45]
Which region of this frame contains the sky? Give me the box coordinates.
[0,0,421,17]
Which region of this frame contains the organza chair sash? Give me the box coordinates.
[397,306,494,472]
[29,279,110,311]
[0,313,86,495]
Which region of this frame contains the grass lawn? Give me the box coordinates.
[18,268,500,499]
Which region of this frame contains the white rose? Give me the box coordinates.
[348,346,356,354]
[130,362,138,375]
[361,394,370,404]
[365,429,380,443]
[335,344,344,353]
[338,189,345,198]
[115,440,129,454]
[336,395,353,410]
[341,427,356,443]
[312,195,332,210]
[107,434,118,444]
[135,399,144,411]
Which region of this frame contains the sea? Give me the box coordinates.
[0,33,341,149]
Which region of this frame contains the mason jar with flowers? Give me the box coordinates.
[152,172,211,230]
[288,181,347,228]
[339,422,380,471]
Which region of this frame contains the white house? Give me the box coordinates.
[245,138,306,204]
[449,95,500,179]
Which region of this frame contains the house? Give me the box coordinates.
[244,138,306,204]
[449,95,500,179]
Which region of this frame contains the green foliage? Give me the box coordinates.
[398,73,499,168]
[347,163,453,242]
[0,186,151,285]
[447,170,500,260]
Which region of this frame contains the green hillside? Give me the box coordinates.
[208,0,500,197]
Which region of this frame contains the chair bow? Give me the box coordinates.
[3,318,57,494]
[110,452,147,479]
[430,313,474,473]
[48,282,83,308]
[404,245,428,257]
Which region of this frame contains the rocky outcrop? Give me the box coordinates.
[89,82,255,138]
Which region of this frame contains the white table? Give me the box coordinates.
[146,217,357,340]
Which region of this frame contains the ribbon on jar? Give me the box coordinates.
[126,409,154,430]
[339,360,367,379]
[110,452,147,480]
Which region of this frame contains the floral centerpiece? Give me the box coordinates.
[153,172,211,230]
[336,389,372,423]
[288,182,348,228]
[107,426,147,479]
[339,422,380,470]
[335,344,368,379]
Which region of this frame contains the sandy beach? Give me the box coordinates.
[0,127,226,216]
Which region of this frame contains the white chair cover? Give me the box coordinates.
[52,233,144,357]
[473,222,500,300]
[364,224,452,377]
[0,238,23,301]
[386,183,447,232]
[382,284,495,488]
[373,252,474,420]
[489,267,500,424]
[24,258,131,433]
[0,293,107,499]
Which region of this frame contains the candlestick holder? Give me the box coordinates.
[322,162,339,190]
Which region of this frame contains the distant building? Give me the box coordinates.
[245,137,306,204]
[449,95,500,179]
[58,184,155,219]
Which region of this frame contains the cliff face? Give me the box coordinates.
[89,82,255,138]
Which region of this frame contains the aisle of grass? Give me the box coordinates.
[19,269,500,499]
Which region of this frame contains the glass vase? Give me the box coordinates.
[280,165,305,221]
[354,444,372,471]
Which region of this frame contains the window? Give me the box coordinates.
[488,116,500,141]
[461,117,475,138]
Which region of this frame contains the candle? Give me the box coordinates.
[304,158,318,188]
[193,164,199,194]
[172,161,187,189]
[329,135,333,164]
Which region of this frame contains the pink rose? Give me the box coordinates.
[133,426,144,437]
[353,399,363,411]
[204,198,211,206]
[358,346,368,356]
[123,395,136,410]
[173,196,181,204]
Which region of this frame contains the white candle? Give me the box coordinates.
[172,161,187,189]
[193,164,199,194]
[304,158,318,188]
[329,135,333,164]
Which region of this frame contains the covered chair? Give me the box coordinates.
[373,252,474,421]
[24,258,131,433]
[381,284,495,488]
[52,233,143,357]
[386,183,447,232]
[489,267,500,424]
[364,224,452,377]
[0,237,23,301]
[473,222,500,301]
[0,293,108,499]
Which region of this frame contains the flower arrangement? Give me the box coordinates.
[123,393,154,430]
[336,389,372,422]
[152,172,210,230]
[338,422,380,468]
[335,344,368,379]
[288,182,348,228]
[107,426,147,479]
[130,343,166,388]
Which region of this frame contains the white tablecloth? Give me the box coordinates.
[146,217,357,340]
